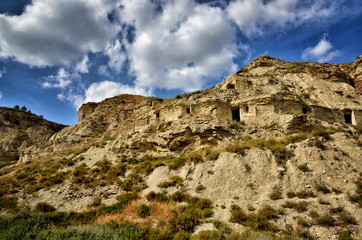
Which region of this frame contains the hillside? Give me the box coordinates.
[0,56,362,240]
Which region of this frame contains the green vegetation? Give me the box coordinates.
[158,176,183,188]
[269,189,283,200]
[229,204,281,232]
[137,204,151,218]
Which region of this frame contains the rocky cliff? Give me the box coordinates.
[0,107,66,168]
[1,56,361,239]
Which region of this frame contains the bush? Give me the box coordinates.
[269,189,282,200]
[296,190,316,199]
[286,191,296,198]
[298,164,311,172]
[229,205,247,224]
[137,204,151,218]
[0,197,18,211]
[145,191,169,202]
[35,202,56,213]
[170,191,189,202]
[315,184,331,194]
[313,213,336,227]
[195,184,206,193]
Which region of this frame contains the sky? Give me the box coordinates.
[0,0,361,125]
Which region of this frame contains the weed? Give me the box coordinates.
[286,192,296,198]
[196,184,206,193]
[315,184,331,194]
[298,164,311,172]
[137,204,151,218]
[269,189,282,200]
[296,190,316,199]
[35,202,56,213]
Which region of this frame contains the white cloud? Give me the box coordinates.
[75,56,90,74]
[105,40,126,73]
[226,0,337,36]
[0,91,2,100]
[42,68,76,89]
[302,34,339,62]
[98,65,111,77]
[59,80,150,109]
[0,0,120,67]
[120,0,239,92]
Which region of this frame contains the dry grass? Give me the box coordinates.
[96,199,174,227]
[95,213,123,225]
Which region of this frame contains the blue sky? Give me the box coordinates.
[0,0,361,125]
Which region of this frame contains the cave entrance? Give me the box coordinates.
[227,84,235,89]
[344,112,352,124]
[302,107,308,114]
[185,107,190,114]
[232,108,240,122]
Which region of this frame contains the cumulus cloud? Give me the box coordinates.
[42,68,77,89]
[0,0,119,67]
[302,34,339,62]
[120,0,239,92]
[75,56,90,74]
[226,0,337,36]
[59,80,149,109]
[105,40,126,73]
[98,65,111,77]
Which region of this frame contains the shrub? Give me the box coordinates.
[315,184,331,194]
[91,196,102,207]
[167,156,186,170]
[297,217,311,228]
[0,196,18,211]
[338,211,358,225]
[170,191,189,202]
[145,191,169,202]
[137,204,151,218]
[296,190,316,199]
[269,189,282,200]
[338,231,355,240]
[205,149,220,160]
[196,184,206,193]
[102,193,138,214]
[35,202,56,213]
[169,206,201,232]
[313,213,336,227]
[282,201,308,212]
[229,205,247,224]
[287,191,296,198]
[298,164,311,172]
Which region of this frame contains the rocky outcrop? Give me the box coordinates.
[0,107,66,167]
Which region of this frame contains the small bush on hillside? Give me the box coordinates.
[269,189,282,200]
[137,204,151,218]
[296,190,316,199]
[315,184,331,194]
[196,184,206,193]
[35,202,56,213]
[298,164,311,172]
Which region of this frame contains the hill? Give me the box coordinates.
[0,56,361,240]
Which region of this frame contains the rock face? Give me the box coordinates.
[1,56,362,239]
[0,107,66,167]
